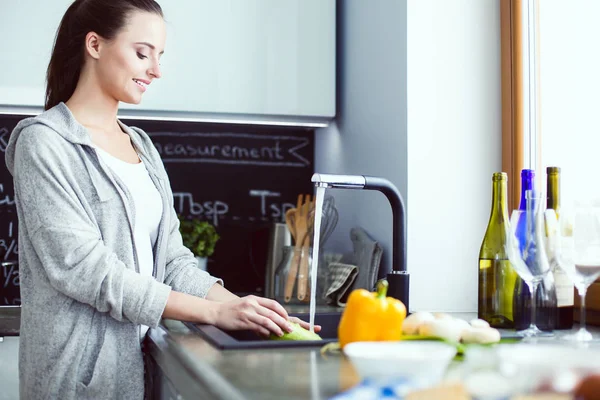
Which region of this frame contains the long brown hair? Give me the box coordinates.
[45,0,163,110]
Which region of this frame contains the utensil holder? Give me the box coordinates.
[274,245,328,305]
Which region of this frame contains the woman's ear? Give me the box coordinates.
[84,31,102,60]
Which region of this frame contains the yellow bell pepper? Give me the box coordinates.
[338,279,407,348]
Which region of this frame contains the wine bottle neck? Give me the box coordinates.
[519,170,536,210]
[491,179,509,221]
[547,172,560,212]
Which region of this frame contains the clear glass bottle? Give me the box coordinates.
[547,166,574,329]
[513,169,557,331]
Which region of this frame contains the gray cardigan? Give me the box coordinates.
[5,103,222,400]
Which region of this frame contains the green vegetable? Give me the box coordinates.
[269,322,322,341]
[399,335,521,361]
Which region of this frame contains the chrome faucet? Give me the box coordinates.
[311,173,410,310]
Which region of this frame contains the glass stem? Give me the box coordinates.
[529,281,539,330]
[579,286,588,331]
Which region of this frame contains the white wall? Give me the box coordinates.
[315,0,501,312]
[407,0,502,311]
[0,0,72,106]
[315,0,408,282]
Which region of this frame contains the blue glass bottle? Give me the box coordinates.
[513,169,557,331]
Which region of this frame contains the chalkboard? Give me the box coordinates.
[0,116,21,306]
[0,114,314,300]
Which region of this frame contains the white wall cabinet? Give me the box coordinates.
[0,0,336,125]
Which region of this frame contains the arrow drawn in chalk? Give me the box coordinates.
[0,128,9,153]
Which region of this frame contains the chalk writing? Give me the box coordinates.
[0,221,18,261]
[0,127,9,153]
[172,192,229,227]
[0,261,19,306]
[173,190,296,225]
[249,190,295,222]
[1,262,18,289]
[0,184,15,208]
[151,132,310,167]
[159,142,283,160]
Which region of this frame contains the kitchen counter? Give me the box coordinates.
[147,311,600,400]
[148,322,353,400]
[3,306,600,399]
[146,311,483,400]
[0,307,20,336]
[147,305,353,400]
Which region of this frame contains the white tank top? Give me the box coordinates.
[95,146,163,340]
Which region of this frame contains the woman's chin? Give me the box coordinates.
[119,94,143,105]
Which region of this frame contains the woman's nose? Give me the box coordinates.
[149,61,162,79]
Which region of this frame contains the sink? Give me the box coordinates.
[186,311,341,350]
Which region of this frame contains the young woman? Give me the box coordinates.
[5,1,318,398]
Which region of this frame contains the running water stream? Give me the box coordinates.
[309,186,325,332]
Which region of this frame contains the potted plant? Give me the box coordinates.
[178,216,220,271]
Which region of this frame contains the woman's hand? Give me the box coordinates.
[164,290,324,337]
[215,295,295,337]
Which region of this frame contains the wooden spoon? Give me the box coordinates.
[283,194,304,303]
[284,194,306,302]
[285,208,297,244]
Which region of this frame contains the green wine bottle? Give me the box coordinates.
[478,172,518,328]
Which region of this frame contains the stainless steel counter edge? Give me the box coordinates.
[0,307,21,336]
[147,321,246,400]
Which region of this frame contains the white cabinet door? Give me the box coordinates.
[0,0,336,123]
[0,337,19,400]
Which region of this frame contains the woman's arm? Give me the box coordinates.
[163,287,322,336]
[205,282,239,302]
[162,290,293,337]
[162,291,219,325]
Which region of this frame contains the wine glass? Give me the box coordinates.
[507,191,554,337]
[553,202,600,342]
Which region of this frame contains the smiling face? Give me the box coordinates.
[91,10,166,105]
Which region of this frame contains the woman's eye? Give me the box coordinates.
[136,52,148,60]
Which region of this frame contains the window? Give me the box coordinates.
[504,0,600,208]
[538,0,600,207]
